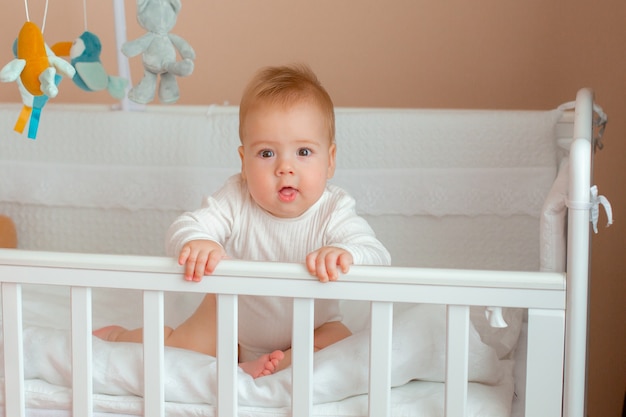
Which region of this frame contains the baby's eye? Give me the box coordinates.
[298,148,312,157]
[259,149,274,158]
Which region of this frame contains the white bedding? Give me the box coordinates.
[1,286,521,417]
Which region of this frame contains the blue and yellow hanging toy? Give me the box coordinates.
[0,0,75,139]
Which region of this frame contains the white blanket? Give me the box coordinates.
[3,304,518,416]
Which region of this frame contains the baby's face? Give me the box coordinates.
[239,100,336,218]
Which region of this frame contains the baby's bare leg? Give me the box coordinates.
[271,320,352,374]
[93,294,218,356]
[93,325,146,343]
[313,321,353,351]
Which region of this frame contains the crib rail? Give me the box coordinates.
[0,249,566,417]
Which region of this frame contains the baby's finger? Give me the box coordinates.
[325,253,340,281]
[204,251,222,275]
[183,256,196,281]
[338,253,353,274]
[178,246,191,266]
[192,253,209,281]
[305,251,319,276]
[315,253,332,282]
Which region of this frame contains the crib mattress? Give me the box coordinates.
[10,377,515,417]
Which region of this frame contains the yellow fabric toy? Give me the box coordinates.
[0,22,75,97]
[1,19,74,139]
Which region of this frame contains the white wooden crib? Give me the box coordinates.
[0,88,610,417]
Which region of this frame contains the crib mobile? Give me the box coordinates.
[0,0,195,139]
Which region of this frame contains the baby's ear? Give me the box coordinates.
[238,146,247,180]
[327,143,337,179]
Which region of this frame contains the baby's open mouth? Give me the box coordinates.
[278,187,298,202]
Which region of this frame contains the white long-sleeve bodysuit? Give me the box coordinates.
[166,174,391,361]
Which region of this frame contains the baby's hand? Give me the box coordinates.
[178,240,226,282]
[306,246,353,283]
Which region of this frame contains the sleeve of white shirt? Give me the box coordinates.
[165,177,239,257]
[324,190,391,266]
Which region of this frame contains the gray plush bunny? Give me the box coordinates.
[122,0,195,104]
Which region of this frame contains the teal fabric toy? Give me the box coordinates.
[52,31,128,100]
[122,0,195,104]
[71,31,128,99]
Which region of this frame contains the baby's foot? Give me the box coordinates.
[93,325,127,342]
[239,350,285,379]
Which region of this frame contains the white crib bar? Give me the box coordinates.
[368,301,393,417]
[563,88,594,417]
[143,290,165,417]
[445,305,470,417]
[70,287,93,417]
[1,282,25,417]
[217,294,238,417]
[525,308,565,417]
[292,297,315,417]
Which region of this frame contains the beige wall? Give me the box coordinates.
[1,1,624,415]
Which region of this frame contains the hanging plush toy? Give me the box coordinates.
[122,0,195,104]
[0,1,75,139]
[0,21,74,98]
[51,0,128,100]
[52,31,128,100]
[8,38,62,139]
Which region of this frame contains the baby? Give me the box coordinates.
[94,64,391,378]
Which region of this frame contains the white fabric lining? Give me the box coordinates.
[0,162,555,217]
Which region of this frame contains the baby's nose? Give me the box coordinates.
[276,158,295,175]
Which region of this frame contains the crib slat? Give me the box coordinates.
[217,294,238,417]
[71,287,93,417]
[2,282,25,417]
[525,309,565,417]
[368,301,393,417]
[292,297,314,417]
[143,290,165,417]
[445,305,469,417]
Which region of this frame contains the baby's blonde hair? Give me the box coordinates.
[239,64,335,143]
